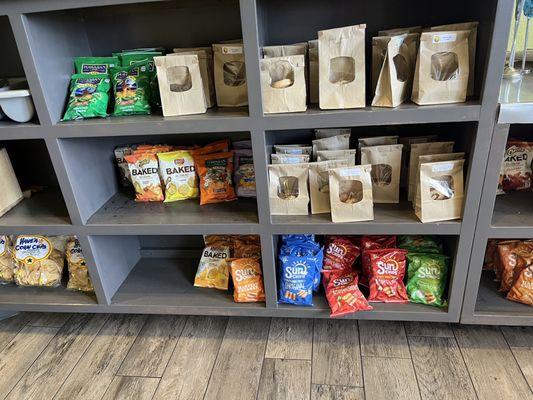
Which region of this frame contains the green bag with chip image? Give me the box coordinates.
[119,51,162,108]
[406,253,449,307]
[110,62,152,116]
[398,235,443,254]
[62,74,110,121]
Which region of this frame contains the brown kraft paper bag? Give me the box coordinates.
[378,26,422,36]
[318,24,366,109]
[312,134,350,160]
[416,159,465,223]
[263,43,309,97]
[315,128,351,139]
[414,152,465,210]
[271,154,310,164]
[399,135,439,188]
[268,164,309,215]
[372,33,419,108]
[411,31,469,105]
[360,144,403,203]
[213,43,248,107]
[260,55,307,114]
[172,47,216,108]
[316,149,357,163]
[329,164,374,223]
[154,55,207,116]
[430,22,478,96]
[308,40,319,104]
[408,141,454,201]
[309,159,355,214]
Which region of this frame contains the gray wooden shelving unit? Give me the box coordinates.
[0,0,519,322]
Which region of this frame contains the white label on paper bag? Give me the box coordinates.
[340,167,362,177]
[433,33,457,44]
[222,46,243,55]
[432,163,454,173]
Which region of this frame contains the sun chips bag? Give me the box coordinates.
[324,270,372,317]
[230,258,266,302]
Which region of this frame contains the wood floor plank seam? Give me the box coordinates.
[0,314,35,353]
[309,319,315,400]
[451,328,482,400]
[153,316,189,381]
[255,318,272,400]
[501,331,533,396]
[355,321,367,400]
[201,318,230,400]
[113,316,151,379]
[404,324,426,400]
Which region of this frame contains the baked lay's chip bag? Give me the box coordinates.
[195,152,237,205]
[125,152,164,202]
[230,258,266,302]
[367,248,408,303]
[323,236,360,272]
[194,245,230,290]
[324,270,372,317]
[157,150,198,202]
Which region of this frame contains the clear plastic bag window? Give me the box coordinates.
[393,54,409,82]
[168,66,192,92]
[429,175,455,200]
[278,176,299,199]
[431,52,459,81]
[339,179,363,204]
[269,60,294,89]
[371,164,392,187]
[223,61,246,87]
[329,56,355,85]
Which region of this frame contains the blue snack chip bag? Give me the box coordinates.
[279,254,315,305]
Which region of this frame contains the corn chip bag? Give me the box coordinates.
[157,150,198,202]
[194,245,230,290]
[195,152,237,205]
[230,258,266,302]
[66,237,94,292]
[125,152,164,202]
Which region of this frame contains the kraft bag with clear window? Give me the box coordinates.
[372,33,419,108]
[260,55,307,114]
[213,43,248,107]
[263,43,309,96]
[316,149,357,163]
[312,134,350,160]
[318,24,366,109]
[308,40,319,103]
[378,26,422,36]
[416,159,465,223]
[360,144,403,203]
[309,159,355,214]
[172,47,216,108]
[154,55,207,116]
[430,22,478,97]
[414,152,465,210]
[271,153,310,164]
[412,30,469,105]
[329,165,374,223]
[268,164,309,215]
[399,135,439,188]
[408,141,455,201]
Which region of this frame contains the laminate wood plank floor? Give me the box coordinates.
[0,313,532,400]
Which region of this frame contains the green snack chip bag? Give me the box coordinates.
[406,253,449,307]
[398,235,442,254]
[110,62,151,116]
[62,74,110,121]
[74,57,119,75]
[119,52,162,108]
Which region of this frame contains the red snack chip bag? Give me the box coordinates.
[368,248,408,303]
[323,236,360,272]
[360,235,397,286]
[325,270,372,317]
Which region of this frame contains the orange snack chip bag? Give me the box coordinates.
[193,139,230,156]
[234,237,261,259]
[195,151,237,205]
[125,152,164,202]
[230,258,266,302]
[507,265,533,306]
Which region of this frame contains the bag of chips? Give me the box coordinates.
[193,139,230,156]
[110,62,152,116]
[324,270,372,317]
[234,236,261,259]
[13,235,67,287]
[497,241,520,293]
[367,248,408,302]
[0,235,14,284]
[195,152,237,205]
[360,235,397,286]
[194,245,230,290]
[114,145,136,187]
[397,235,443,254]
[234,149,256,197]
[66,237,94,292]
[406,253,449,307]
[125,152,164,202]
[507,265,533,306]
[157,150,198,202]
[230,258,266,302]
[74,56,119,74]
[62,74,111,121]
[204,234,236,249]
[323,236,360,272]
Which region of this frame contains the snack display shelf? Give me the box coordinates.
[0,0,518,323]
[491,191,533,236]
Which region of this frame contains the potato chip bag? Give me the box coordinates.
[62,74,110,121]
[507,265,533,306]
[125,152,164,202]
[234,237,261,259]
[66,237,94,292]
[406,253,449,307]
[0,235,14,284]
[323,236,360,272]
[204,235,236,249]
[360,235,397,286]
[367,248,408,303]
[193,139,230,156]
[110,62,152,116]
[324,270,372,317]
[114,145,136,187]
[13,235,67,287]
[194,245,230,290]
[74,56,119,74]
[230,258,266,302]
[397,235,442,254]
[195,152,237,205]
[157,150,198,202]
[234,149,256,198]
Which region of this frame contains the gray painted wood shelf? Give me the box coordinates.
[0,0,524,323]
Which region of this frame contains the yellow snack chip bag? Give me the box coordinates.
[194,245,230,290]
[157,150,199,202]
